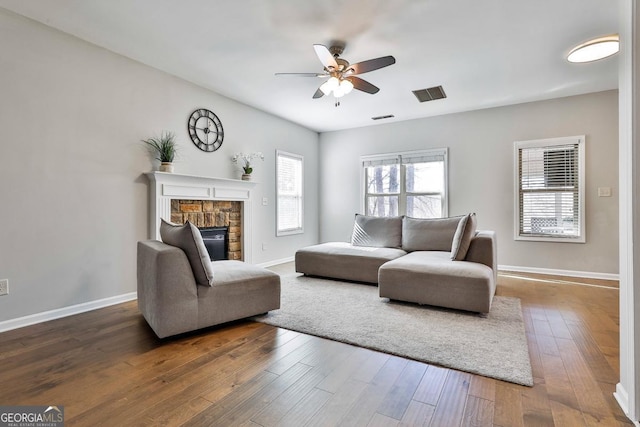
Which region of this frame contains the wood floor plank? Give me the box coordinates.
[275,387,332,427]
[399,400,435,426]
[461,396,494,427]
[429,370,472,427]
[493,383,524,427]
[566,322,619,385]
[306,378,369,427]
[250,368,326,426]
[412,365,449,406]
[555,337,619,426]
[468,375,496,402]
[376,360,428,420]
[521,380,554,426]
[338,356,409,427]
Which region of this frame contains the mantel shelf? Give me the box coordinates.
[145,171,258,187]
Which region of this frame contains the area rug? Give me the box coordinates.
[252,274,533,386]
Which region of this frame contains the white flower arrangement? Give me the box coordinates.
[231,151,264,174]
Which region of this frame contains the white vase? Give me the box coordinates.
[159,162,174,173]
[241,173,252,181]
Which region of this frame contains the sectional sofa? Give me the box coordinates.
[295,213,497,313]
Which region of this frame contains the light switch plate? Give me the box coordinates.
[598,187,612,197]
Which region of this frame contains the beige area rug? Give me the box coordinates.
[253,274,533,386]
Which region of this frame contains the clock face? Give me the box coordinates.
[188,109,224,152]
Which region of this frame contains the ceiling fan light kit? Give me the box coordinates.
[567,34,619,63]
[276,42,395,103]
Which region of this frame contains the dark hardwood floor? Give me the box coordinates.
[0,263,631,426]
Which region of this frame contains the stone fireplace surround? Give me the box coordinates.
[145,172,256,263]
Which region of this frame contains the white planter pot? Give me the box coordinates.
[159,162,174,173]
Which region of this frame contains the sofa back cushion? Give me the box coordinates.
[401,216,462,252]
[160,219,215,287]
[450,213,477,260]
[351,214,403,248]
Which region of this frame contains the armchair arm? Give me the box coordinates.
[137,240,199,338]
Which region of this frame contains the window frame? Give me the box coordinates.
[514,135,586,243]
[360,148,449,218]
[276,150,304,237]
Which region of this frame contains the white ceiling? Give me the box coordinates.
[0,0,619,132]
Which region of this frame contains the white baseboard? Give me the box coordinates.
[614,383,639,426]
[0,292,137,334]
[257,256,295,268]
[498,264,619,281]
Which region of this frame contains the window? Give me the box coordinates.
[515,136,585,242]
[276,150,303,236]
[362,149,448,218]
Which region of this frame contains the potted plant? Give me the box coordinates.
[231,152,264,180]
[142,131,178,173]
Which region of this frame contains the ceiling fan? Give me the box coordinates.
[276,43,396,102]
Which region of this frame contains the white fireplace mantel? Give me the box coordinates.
[145,171,257,263]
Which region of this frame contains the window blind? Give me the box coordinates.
[277,151,303,235]
[518,143,580,238]
[400,151,446,164]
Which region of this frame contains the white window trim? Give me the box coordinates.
[360,148,449,217]
[276,150,304,237]
[513,135,586,243]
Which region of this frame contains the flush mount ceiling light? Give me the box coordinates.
[567,34,619,63]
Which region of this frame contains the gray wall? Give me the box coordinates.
[319,90,619,275]
[0,9,319,322]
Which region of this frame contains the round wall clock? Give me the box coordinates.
[187,108,224,152]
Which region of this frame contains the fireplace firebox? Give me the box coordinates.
[200,226,229,261]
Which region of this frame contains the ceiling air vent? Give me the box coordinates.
[372,114,395,121]
[412,86,447,103]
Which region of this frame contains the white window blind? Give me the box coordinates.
[515,136,585,242]
[277,150,303,236]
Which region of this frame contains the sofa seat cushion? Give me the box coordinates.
[196,260,281,328]
[296,242,407,284]
[378,251,496,313]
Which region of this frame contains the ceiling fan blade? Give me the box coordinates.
[313,44,338,70]
[349,56,396,75]
[312,87,325,99]
[275,72,327,77]
[347,76,380,94]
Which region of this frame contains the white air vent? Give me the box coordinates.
[372,114,395,120]
[412,86,447,102]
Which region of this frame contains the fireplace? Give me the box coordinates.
[170,199,241,260]
[200,226,229,261]
[145,172,256,263]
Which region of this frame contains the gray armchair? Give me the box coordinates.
[137,240,280,338]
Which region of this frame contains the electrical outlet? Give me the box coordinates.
[262,243,268,251]
[262,197,268,206]
[0,279,8,296]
